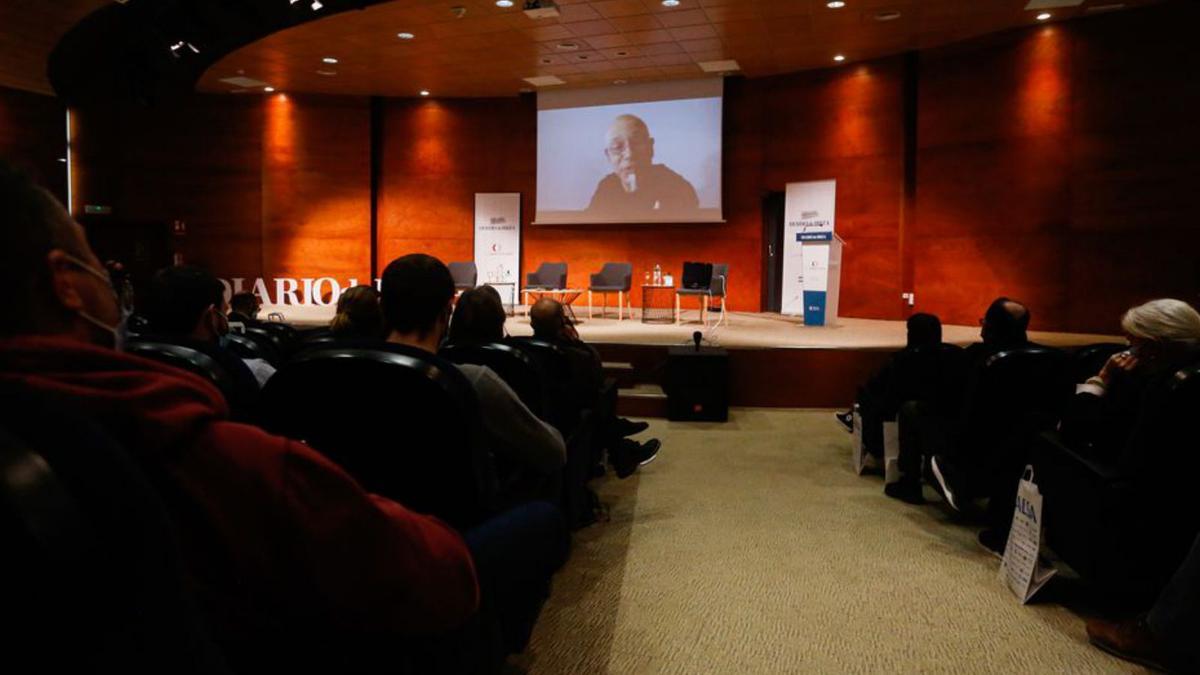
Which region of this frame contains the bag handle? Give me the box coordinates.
[1022,465,1035,482]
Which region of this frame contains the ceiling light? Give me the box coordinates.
[420,90,430,96]
[496,0,514,6]
[1036,12,1051,20]
[827,1,846,7]
[316,70,337,76]
[833,54,845,62]
[613,79,627,85]
[322,57,338,64]
[397,32,415,40]
[310,0,323,10]
[874,10,902,21]
[264,86,276,92]
[556,42,580,51]
[662,0,680,6]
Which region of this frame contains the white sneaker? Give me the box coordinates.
[930,456,960,512]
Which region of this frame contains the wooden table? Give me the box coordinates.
[641,285,676,324]
[523,288,584,322]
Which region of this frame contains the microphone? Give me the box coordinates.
[693,331,702,352]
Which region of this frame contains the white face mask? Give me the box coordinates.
[62,252,129,351]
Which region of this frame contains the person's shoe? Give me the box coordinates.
[834,410,855,433]
[610,439,641,479]
[1086,616,1168,672]
[613,418,650,438]
[884,479,925,505]
[929,455,961,512]
[978,528,1008,559]
[634,438,661,466]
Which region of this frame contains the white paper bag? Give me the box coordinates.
[882,421,900,484]
[851,411,867,475]
[1000,466,1057,603]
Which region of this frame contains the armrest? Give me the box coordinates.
[589,273,604,287]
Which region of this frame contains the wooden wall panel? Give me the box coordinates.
[0,85,67,204]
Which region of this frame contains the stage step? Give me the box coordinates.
[602,361,637,388]
[617,383,667,419]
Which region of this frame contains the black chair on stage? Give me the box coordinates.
[125,339,261,422]
[1071,343,1127,384]
[525,262,567,291]
[448,262,478,292]
[441,342,547,419]
[260,344,494,529]
[676,262,729,326]
[587,262,633,321]
[1034,363,1200,604]
[0,391,225,674]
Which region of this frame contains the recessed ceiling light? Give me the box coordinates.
[833,54,845,62]
[874,10,902,21]
[662,0,680,6]
[397,32,415,40]
[316,70,337,76]
[496,0,513,6]
[420,90,430,96]
[613,79,627,85]
[322,57,338,64]
[827,1,846,7]
[264,86,276,92]
[615,50,629,56]
[1037,12,1052,20]
[556,42,580,51]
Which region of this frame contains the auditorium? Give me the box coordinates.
[2,0,1199,672]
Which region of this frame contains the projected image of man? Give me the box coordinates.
[587,114,699,219]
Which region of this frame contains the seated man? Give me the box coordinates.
[0,161,480,671]
[381,254,567,504]
[894,297,1031,507]
[529,297,660,478]
[142,265,276,388]
[227,290,261,324]
[835,313,955,462]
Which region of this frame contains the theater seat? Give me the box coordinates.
[225,332,281,367]
[260,344,494,528]
[506,337,578,435]
[1071,343,1127,384]
[125,339,261,423]
[441,342,547,419]
[0,391,224,674]
[1034,363,1200,604]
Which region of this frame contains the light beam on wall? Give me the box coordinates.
[65,108,73,216]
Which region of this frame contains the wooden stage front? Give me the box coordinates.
[266,305,1120,410]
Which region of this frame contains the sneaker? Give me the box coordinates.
[884,479,925,505]
[634,438,661,466]
[929,455,961,511]
[978,528,1007,559]
[613,418,650,438]
[834,410,854,433]
[1086,616,1168,672]
[610,439,641,479]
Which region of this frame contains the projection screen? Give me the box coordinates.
[535,78,723,225]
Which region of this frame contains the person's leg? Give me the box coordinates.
[1148,532,1200,670]
[465,501,569,655]
[858,386,885,458]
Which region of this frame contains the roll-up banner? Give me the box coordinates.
[474,193,522,307]
[781,180,838,325]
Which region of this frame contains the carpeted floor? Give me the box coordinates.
[511,408,1147,674]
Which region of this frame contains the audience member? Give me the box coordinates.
[381,254,567,503]
[141,265,276,388]
[329,284,385,341]
[0,161,480,671]
[895,297,1031,507]
[228,291,261,324]
[529,297,660,478]
[448,285,507,345]
[1086,529,1200,672]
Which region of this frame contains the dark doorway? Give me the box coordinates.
[761,191,785,312]
[81,218,172,304]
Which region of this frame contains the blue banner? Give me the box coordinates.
[797,231,834,242]
[803,291,827,326]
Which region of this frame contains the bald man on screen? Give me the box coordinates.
[587,114,700,219]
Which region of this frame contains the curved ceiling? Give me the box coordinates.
[200,0,1164,98]
[0,0,110,95]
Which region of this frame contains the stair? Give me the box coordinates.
[617,383,667,419]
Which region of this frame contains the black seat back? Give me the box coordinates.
[891,343,964,411]
[125,339,261,422]
[1072,343,1127,384]
[506,337,579,434]
[962,346,1073,439]
[0,391,225,674]
[260,345,493,528]
[681,261,713,290]
[253,322,302,358]
[441,342,547,418]
[224,332,280,367]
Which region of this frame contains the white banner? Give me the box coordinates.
[781,180,837,317]
[474,193,522,292]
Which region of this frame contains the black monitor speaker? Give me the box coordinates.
[665,345,729,422]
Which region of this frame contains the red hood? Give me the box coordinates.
[0,335,230,456]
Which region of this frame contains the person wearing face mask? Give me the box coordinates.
[0,161,482,671]
[141,265,276,389]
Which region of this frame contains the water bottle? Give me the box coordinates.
[653,263,661,285]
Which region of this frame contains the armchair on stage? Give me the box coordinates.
[523,262,568,308]
[676,262,729,328]
[587,262,633,320]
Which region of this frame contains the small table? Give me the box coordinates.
[641,285,676,324]
[483,282,517,317]
[523,288,585,323]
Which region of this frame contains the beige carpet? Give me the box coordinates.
[511,409,1146,674]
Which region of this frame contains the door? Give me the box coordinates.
[761,191,785,312]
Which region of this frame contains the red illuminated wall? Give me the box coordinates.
[56,0,1200,332]
[0,85,67,203]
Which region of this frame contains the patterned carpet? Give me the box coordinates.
[510,409,1146,674]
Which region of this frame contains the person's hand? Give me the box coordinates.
[1099,350,1139,386]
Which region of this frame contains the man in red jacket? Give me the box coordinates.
[0,163,485,669]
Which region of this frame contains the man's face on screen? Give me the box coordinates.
[604,117,654,184]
